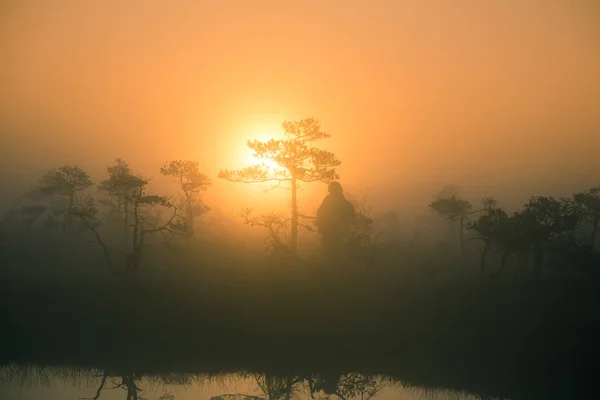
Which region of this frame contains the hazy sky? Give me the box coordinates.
[1,0,599,213]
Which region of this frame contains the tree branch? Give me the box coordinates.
[80,373,108,400]
[142,204,181,235]
[261,180,291,193]
[71,211,119,275]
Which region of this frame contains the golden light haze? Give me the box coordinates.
[1,0,600,215]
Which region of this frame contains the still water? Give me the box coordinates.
[0,366,499,400]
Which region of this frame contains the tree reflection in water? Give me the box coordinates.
[0,365,384,400]
[81,371,145,400]
[85,370,383,400]
[1,365,498,400]
[212,372,382,400]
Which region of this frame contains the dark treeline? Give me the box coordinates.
[1,119,600,400]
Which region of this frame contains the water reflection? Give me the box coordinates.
[214,372,382,400]
[0,365,499,400]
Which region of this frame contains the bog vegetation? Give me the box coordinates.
[0,118,599,400]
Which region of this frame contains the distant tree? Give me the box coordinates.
[573,186,600,247]
[160,160,211,236]
[518,196,581,276]
[98,159,147,248]
[219,118,341,253]
[36,165,94,234]
[428,192,475,255]
[124,184,184,271]
[467,198,525,273]
[470,196,587,277]
[240,207,308,267]
[467,198,500,270]
[37,165,94,203]
[75,166,186,277]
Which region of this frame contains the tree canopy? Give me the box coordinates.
[160,160,212,235]
[37,165,94,199]
[219,117,342,252]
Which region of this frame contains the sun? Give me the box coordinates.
[241,128,284,170]
[244,147,281,170]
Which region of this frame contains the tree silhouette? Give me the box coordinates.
[74,191,185,277]
[219,118,341,253]
[466,198,504,272]
[573,186,600,247]
[428,193,474,255]
[98,159,147,248]
[36,165,94,234]
[240,207,308,267]
[468,196,584,277]
[83,369,145,400]
[466,198,530,274]
[160,160,211,237]
[518,196,581,276]
[75,162,186,277]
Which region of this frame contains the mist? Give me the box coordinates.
[2,2,600,400]
[2,0,600,215]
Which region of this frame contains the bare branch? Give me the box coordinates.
[80,373,108,400]
[71,211,118,275]
[261,180,290,193]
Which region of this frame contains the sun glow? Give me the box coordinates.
[240,126,285,171]
[244,147,281,170]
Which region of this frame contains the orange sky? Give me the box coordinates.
[1,0,600,215]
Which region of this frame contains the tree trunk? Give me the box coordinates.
[291,175,298,254]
